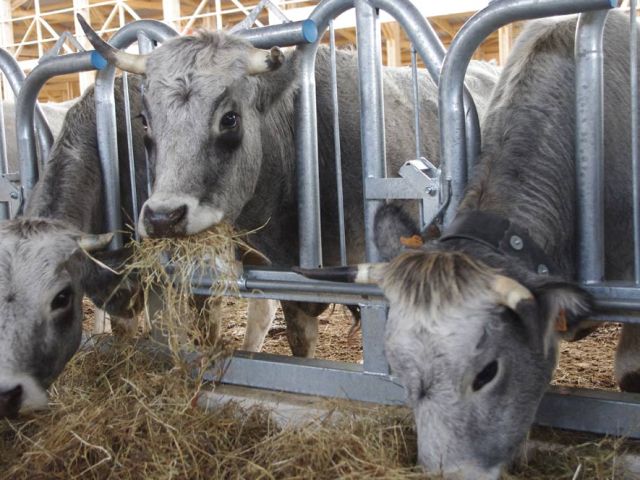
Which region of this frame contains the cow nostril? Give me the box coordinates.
[167,204,187,223]
[0,385,23,418]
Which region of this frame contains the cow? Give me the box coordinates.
[295,10,638,480]
[0,78,278,417]
[79,17,500,358]
[0,78,146,418]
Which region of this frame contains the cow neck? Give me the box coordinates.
[439,210,556,277]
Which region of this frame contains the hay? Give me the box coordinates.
[0,339,421,480]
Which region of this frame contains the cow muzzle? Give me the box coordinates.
[0,384,23,418]
[142,203,188,237]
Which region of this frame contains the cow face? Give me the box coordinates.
[296,250,590,479]
[380,251,590,479]
[0,219,117,417]
[78,18,287,238]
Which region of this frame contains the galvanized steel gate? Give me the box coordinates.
[3,0,640,438]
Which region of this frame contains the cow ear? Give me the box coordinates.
[533,281,593,352]
[252,51,297,112]
[374,203,423,261]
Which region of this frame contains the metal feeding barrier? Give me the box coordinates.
[10,0,640,438]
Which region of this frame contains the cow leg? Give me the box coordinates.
[615,323,640,392]
[240,299,278,352]
[92,308,111,335]
[281,301,328,358]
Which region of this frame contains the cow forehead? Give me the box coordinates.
[0,229,76,296]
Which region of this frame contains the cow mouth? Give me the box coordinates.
[138,195,224,238]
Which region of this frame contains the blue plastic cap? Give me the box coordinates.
[91,51,108,70]
[302,19,318,43]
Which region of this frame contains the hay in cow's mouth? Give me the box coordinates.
[118,222,264,363]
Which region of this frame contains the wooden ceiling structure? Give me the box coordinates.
[0,0,520,102]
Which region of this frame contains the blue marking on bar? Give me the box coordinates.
[91,51,108,70]
[302,19,318,43]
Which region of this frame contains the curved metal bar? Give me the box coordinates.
[94,20,178,248]
[439,0,616,225]
[576,11,609,283]
[17,51,97,200]
[234,19,318,48]
[294,0,353,268]
[0,48,52,161]
[370,0,481,176]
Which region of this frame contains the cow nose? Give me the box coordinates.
[143,204,188,237]
[0,385,23,418]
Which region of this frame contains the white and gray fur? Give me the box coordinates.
[111,31,498,357]
[372,11,635,479]
[0,78,147,417]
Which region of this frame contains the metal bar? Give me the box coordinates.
[209,351,406,405]
[410,46,425,230]
[17,51,97,200]
[355,0,386,263]
[0,48,52,162]
[0,93,8,219]
[369,0,482,178]
[234,19,318,48]
[360,305,389,374]
[137,33,154,199]
[294,0,355,267]
[438,0,616,225]
[93,20,177,249]
[632,0,640,284]
[576,11,609,284]
[329,19,347,266]
[536,386,640,438]
[122,72,139,241]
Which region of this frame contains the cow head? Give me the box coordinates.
[296,214,591,479]
[79,16,288,238]
[0,218,134,417]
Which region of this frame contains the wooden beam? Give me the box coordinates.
[162,0,181,29]
[498,23,513,66]
[382,22,401,67]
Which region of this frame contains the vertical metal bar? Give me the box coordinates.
[631,0,640,284]
[295,46,323,268]
[437,0,616,226]
[360,305,390,374]
[122,72,139,241]
[355,0,386,263]
[0,86,8,219]
[329,19,347,266]
[137,32,154,199]
[575,11,609,284]
[410,45,425,230]
[411,47,421,160]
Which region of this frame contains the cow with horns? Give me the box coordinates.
[78,15,500,358]
[298,11,638,480]
[0,78,281,417]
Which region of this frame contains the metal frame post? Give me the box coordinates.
[438,0,616,225]
[575,11,609,284]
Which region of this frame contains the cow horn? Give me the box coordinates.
[293,263,385,284]
[76,233,114,252]
[492,274,534,310]
[77,14,148,74]
[246,46,285,75]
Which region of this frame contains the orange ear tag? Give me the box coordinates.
[555,309,568,332]
[400,234,424,248]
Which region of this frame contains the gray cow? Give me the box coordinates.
[0,79,146,417]
[297,11,638,479]
[80,18,499,357]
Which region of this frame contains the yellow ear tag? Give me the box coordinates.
[555,309,568,332]
[400,235,423,248]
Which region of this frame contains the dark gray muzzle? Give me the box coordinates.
[0,385,23,418]
[142,204,188,237]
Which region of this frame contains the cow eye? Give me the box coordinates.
[51,286,74,311]
[472,360,499,392]
[220,111,239,129]
[137,113,149,131]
